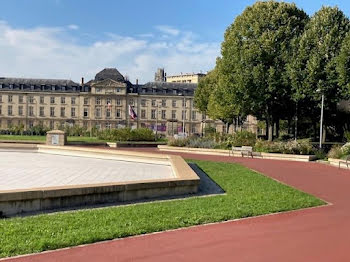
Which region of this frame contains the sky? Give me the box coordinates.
[1,0,350,84]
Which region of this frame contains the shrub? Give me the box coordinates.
[327,145,344,159]
[167,136,218,149]
[254,139,313,155]
[344,131,350,142]
[225,131,256,147]
[97,128,155,142]
[167,137,189,147]
[187,137,218,149]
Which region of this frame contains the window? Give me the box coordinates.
[192,111,196,120]
[83,121,88,128]
[129,99,134,105]
[116,108,121,118]
[173,90,177,95]
[7,120,12,128]
[96,88,102,93]
[191,125,196,133]
[151,109,156,119]
[19,95,23,103]
[116,98,121,106]
[61,97,66,104]
[40,107,44,117]
[29,96,34,104]
[202,113,206,120]
[161,100,166,107]
[50,120,54,129]
[71,108,76,117]
[0,105,2,115]
[8,95,12,103]
[152,100,156,107]
[116,88,121,93]
[172,110,176,119]
[8,105,13,115]
[182,99,186,107]
[96,97,101,105]
[95,108,101,118]
[50,97,55,104]
[18,106,23,116]
[106,97,112,105]
[29,106,34,116]
[106,122,112,129]
[172,100,176,107]
[83,108,88,117]
[161,110,166,119]
[141,109,146,119]
[141,99,146,107]
[50,107,55,117]
[106,108,111,118]
[84,97,89,105]
[40,96,44,104]
[0,95,2,102]
[28,121,34,128]
[71,97,76,105]
[60,107,65,117]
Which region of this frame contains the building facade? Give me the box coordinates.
[0,68,257,136]
[165,72,206,84]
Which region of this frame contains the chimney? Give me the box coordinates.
[81,77,84,86]
[136,79,138,85]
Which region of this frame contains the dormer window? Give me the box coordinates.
[173,89,177,95]
[163,89,166,94]
[9,84,13,89]
[0,84,2,88]
[96,88,102,93]
[51,85,55,91]
[152,88,156,94]
[142,88,146,94]
[31,85,34,90]
[116,88,121,93]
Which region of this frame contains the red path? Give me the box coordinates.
[4,148,350,262]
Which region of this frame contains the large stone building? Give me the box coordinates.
[0,68,257,136]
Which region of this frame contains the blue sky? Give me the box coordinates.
[0,0,350,83]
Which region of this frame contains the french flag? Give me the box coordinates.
[129,105,137,120]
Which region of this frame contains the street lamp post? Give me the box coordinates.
[177,93,186,134]
[319,93,324,149]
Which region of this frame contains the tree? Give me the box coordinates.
[194,59,243,132]
[288,6,350,140]
[220,1,308,140]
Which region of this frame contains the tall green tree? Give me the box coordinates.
[220,1,308,140]
[288,6,350,139]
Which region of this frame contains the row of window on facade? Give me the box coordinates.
[0,95,193,108]
[0,84,83,92]
[0,105,205,121]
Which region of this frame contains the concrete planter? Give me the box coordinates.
[158,145,317,162]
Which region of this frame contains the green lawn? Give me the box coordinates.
[0,160,325,258]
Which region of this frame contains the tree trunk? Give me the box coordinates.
[276,119,280,139]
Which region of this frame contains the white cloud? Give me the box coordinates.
[0,21,219,83]
[155,25,180,36]
[67,24,79,30]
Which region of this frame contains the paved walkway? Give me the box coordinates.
[0,150,173,191]
[4,148,350,262]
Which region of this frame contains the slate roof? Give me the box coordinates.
[95,68,125,82]
[0,77,89,92]
[138,81,197,96]
[0,77,78,86]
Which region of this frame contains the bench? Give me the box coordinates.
[339,155,350,169]
[231,146,253,158]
